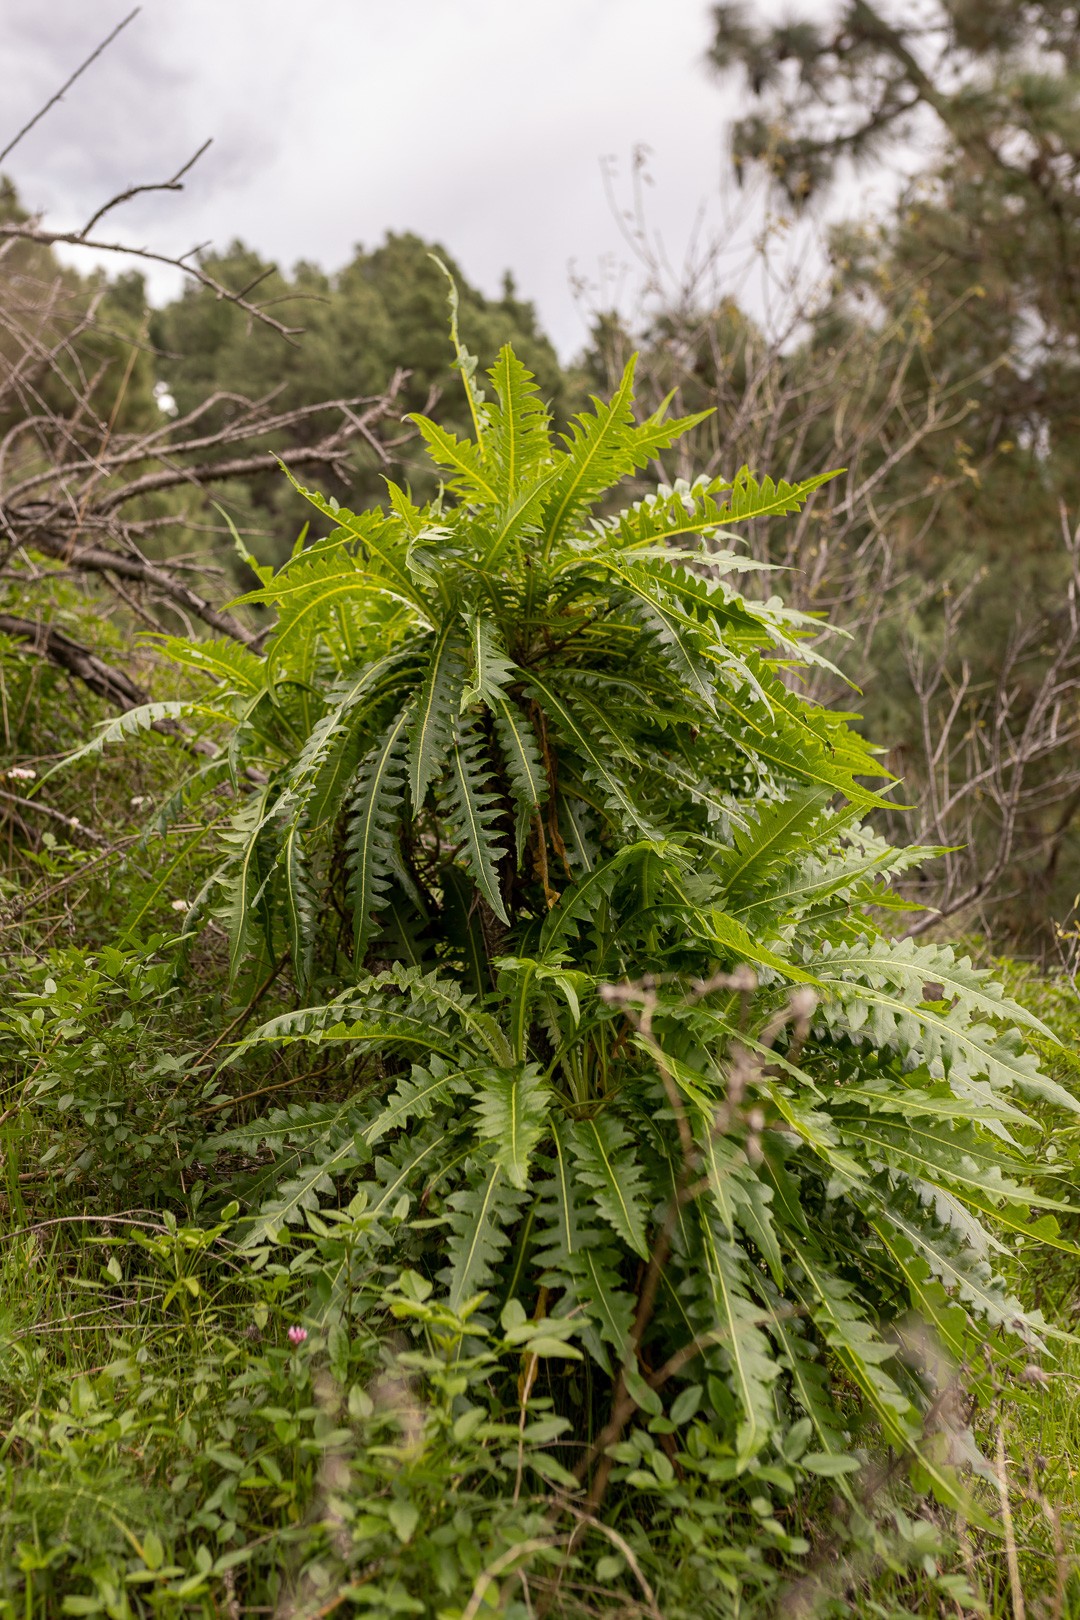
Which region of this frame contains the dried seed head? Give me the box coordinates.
[788,987,818,1021]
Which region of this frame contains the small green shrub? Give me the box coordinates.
[0,944,195,1203]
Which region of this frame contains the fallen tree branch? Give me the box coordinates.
[5,536,257,645]
[0,613,147,707]
[0,787,107,845]
[1,370,410,647]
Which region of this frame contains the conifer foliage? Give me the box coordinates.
[108,290,1074,1500]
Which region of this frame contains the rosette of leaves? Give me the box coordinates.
[90,290,1076,1509]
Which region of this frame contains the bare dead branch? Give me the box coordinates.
[887,509,1080,936]
[0,613,146,708]
[0,788,107,845]
[582,156,1080,941]
[0,221,304,341]
[0,9,140,167]
[0,358,409,648]
[78,138,213,239]
[10,530,259,646]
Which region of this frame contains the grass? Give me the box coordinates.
[6,1238,1080,1617]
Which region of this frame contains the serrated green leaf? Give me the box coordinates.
[409,624,465,807]
[568,1113,650,1259]
[473,1066,550,1189]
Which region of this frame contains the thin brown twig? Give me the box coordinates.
[0,788,105,844]
[996,1424,1027,1620]
[0,9,140,166]
[79,138,212,239]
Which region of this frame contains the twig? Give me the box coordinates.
[460,1540,560,1620]
[996,1425,1026,1620]
[0,1213,169,1243]
[79,139,212,239]
[0,788,106,844]
[0,222,303,341]
[555,1502,664,1620]
[0,9,140,166]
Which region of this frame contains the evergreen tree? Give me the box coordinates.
[152,234,573,567]
[704,2,1080,943]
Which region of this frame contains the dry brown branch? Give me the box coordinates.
[0,15,418,705]
[0,370,408,648]
[0,13,303,340]
[0,220,306,341]
[0,787,107,845]
[0,199,410,649]
[886,506,1080,936]
[0,613,146,707]
[0,10,140,168]
[583,157,1080,935]
[579,162,998,712]
[78,139,213,241]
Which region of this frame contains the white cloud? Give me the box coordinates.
[0,0,858,356]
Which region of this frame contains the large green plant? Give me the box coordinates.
[88,305,1075,1509]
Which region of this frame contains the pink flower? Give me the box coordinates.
[287,1325,308,1346]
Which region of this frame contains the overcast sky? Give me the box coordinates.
[1,0,856,357]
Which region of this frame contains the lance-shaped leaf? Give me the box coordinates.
[490,692,547,859]
[568,1245,636,1373]
[356,1058,476,1148]
[867,1191,1027,1332]
[487,343,551,493]
[472,1065,550,1189]
[406,416,497,505]
[50,700,225,777]
[238,1131,370,1250]
[812,937,1073,1110]
[218,786,276,983]
[444,717,510,925]
[714,787,833,901]
[543,357,712,552]
[533,1124,588,1273]
[460,613,516,710]
[785,1242,979,1517]
[153,634,267,696]
[243,554,417,674]
[440,1159,527,1312]
[345,706,412,966]
[280,818,316,993]
[409,624,466,807]
[698,1218,779,1466]
[605,467,840,551]
[273,476,430,619]
[568,1111,650,1259]
[279,648,418,826]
